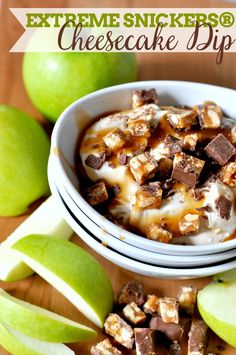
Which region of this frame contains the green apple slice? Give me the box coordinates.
[0,288,96,343]
[0,322,75,355]
[213,268,236,283]
[0,196,73,282]
[12,235,114,327]
[198,281,236,346]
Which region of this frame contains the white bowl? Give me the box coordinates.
[50,80,236,256]
[48,162,236,279]
[49,159,236,268]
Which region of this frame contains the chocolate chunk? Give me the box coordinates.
[188,319,208,355]
[204,134,236,165]
[85,153,105,169]
[132,88,159,109]
[150,317,183,342]
[118,153,128,165]
[113,184,121,196]
[163,135,183,157]
[215,195,232,220]
[118,281,145,306]
[85,180,109,206]
[169,342,182,355]
[134,328,158,355]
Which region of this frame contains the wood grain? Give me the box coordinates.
[1,0,236,354]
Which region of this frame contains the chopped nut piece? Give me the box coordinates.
[103,128,126,151]
[123,302,146,325]
[150,317,184,342]
[204,133,236,166]
[188,319,208,355]
[183,134,198,151]
[118,281,145,306]
[134,328,158,355]
[146,223,172,243]
[85,153,106,170]
[104,313,134,349]
[172,152,205,188]
[215,195,232,220]
[220,162,236,187]
[167,107,197,131]
[163,135,184,157]
[129,153,158,184]
[132,88,159,109]
[197,104,222,128]
[177,286,197,315]
[128,117,151,137]
[159,297,179,324]
[91,338,121,355]
[85,180,108,206]
[143,294,159,315]
[179,214,200,236]
[135,184,163,209]
[169,342,182,355]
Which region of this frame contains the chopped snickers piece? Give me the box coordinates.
[172,152,205,188]
[128,117,151,137]
[103,128,126,151]
[169,342,182,355]
[188,319,208,355]
[118,281,145,306]
[123,302,146,325]
[159,297,179,324]
[85,180,108,206]
[231,126,236,144]
[91,338,122,355]
[157,157,173,180]
[146,223,172,243]
[132,89,159,109]
[143,295,159,315]
[220,162,236,187]
[179,214,200,236]
[163,135,184,157]
[135,184,163,210]
[215,195,232,220]
[118,153,128,165]
[134,328,158,355]
[177,286,197,316]
[204,133,236,165]
[197,104,222,129]
[167,107,197,131]
[85,153,106,170]
[150,317,184,342]
[129,153,158,184]
[104,313,134,349]
[183,134,198,151]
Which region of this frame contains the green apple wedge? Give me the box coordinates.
[0,322,75,355]
[213,268,236,283]
[0,289,96,343]
[11,235,114,328]
[0,196,73,282]
[198,280,236,347]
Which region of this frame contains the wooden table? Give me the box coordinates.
[1,0,236,354]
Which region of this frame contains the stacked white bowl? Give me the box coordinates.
[48,81,236,279]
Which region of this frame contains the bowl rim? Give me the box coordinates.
[51,80,236,253]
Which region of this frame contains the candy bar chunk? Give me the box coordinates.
[157,157,173,179]
[188,319,208,355]
[215,195,232,220]
[183,134,198,151]
[129,153,158,184]
[143,294,159,315]
[177,286,197,315]
[128,117,151,137]
[197,104,222,128]
[118,280,145,306]
[163,135,183,157]
[85,180,108,206]
[172,152,205,188]
[85,153,106,170]
[231,126,236,144]
[135,184,162,210]
[159,297,179,324]
[132,89,159,109]
[146,223,172,243]
[150,317,184,342]
[169,342,182,355]
[204,133,236,165]
[91,338,122,355]
[104,314,134,349]
[118,153,128,165]
[123,302,146,325]
[220,162,236,187]
[103,128,126,151]
[134,328,158,355]
[179,214,200,236]
[167,107,197,131]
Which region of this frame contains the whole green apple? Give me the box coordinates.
[23,52,138,122]
[0,105,50,216]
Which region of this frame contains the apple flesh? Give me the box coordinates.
[0,196,73,282]
[0,322,75,355]
[213,268,236,283]
[0,289,96,343]
[198,281,236,346]
[12,235,114,327]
